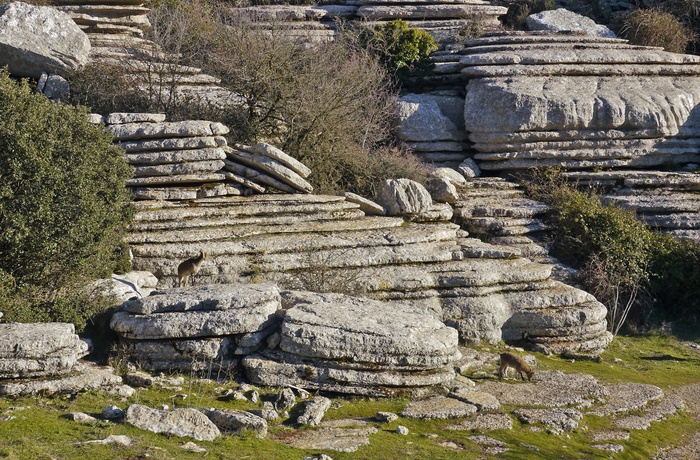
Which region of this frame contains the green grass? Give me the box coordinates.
[0,333,697,459]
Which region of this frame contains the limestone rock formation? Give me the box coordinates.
[376,178,434,216]
[460,32,700,172]
[526,9,616,38]
[0,323,88,379]
[125,404,220,441]
[110,284,281,372]
[204,408,268,438]
[397,93,470,168]
[0,2,91,79]
[243,290,460,395]
[224,144,314,194]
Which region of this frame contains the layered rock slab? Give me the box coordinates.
[243,290,460,396]
[0,323,88,379]
[460,32,700,172]
[110,284,281,372]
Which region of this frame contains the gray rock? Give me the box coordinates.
[118,136,227,152]
[397,94,467,142]
[279,291,459,368]
[431,167,467,187]
[278,418,377,453]
[396,425,409,435]
[526,8,616,38]
[375,411,399,423]
[226,148,313,193]
[402,396,477,420]
[0,2,91,79]
[343,192,386,216]
[589,383,665,416]
[275,387,296,411]
[592,443,624,452]
[108,121,229,141]
[426,177,459,204]
[296,396,331,426]
[106,113,167,125]
[79,435,132,446]
[40,73,70,102]
[64,412,99,425]
[121,337,238,373]
[126,148,227,166]
[204,408,267,438]
[122,371,153,389]
[514,408,583,433]
[125,404,220,441]
[446,413,513,431]
[0,362,128,397]
[376,179,433,216]
[102,405,124,420]
[458,158,481,178]
[448,388,500,411]
[123,283,280,315]
[246,143,312,178]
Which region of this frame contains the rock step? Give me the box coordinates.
[128,215,406,243]
[455,198,551,218]
[565,170,700,190]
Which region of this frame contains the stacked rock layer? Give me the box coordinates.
[127,193,612,354]
[110,284,281,372]
[100,113,312,199]
[0,323,88,379]
[227,0,507,46]
[459,32,700,172]
[243,291,461,395]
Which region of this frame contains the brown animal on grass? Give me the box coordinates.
[499,351,534,381]
[177,250,208,287]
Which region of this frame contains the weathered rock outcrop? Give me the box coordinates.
[397,93,470,168]
[110,284,281,372]
[127,191,611,354]
[525,9,616,38]
[126,404,220,441]
[460,32,700,172]
[243,290,461,395]
[0,2,91,79]
[0,323,88,379]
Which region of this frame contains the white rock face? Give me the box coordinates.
[526,8,616,38]
[397,94,467,143]
[125,404,220,441]
[0,2,91,78]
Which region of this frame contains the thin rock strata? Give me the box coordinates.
[242,291,461,396]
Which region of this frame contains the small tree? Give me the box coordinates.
[0,69,133,330]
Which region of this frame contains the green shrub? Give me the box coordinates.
[0,69,133,330]
[621,8,696,53]
[354,20,438,80]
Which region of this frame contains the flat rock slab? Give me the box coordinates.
[446,413,513,431]
[589,383,665,416]
[448,388,500,411]
[271,419,377,453]
[477,370,608,407]
[279,290,460,368]
[123,283,280,315]
[613,395,685,430]
[126,404,220,441]
[0,362,128,397]
[402,396,477,420]
[513,408,583,433]
[204,408,267,438]
[297,396,332,426]
[123,337,238,373]
[0,323,86,359]
[107,121,229,141]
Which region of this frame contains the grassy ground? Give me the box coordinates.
[0,332,698,459]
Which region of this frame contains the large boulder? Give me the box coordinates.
[125,404,220,441]
[0,2,91,79]
[242,290,460,395]
[376,178,433,216]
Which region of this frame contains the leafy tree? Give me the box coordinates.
[0,69,133,329]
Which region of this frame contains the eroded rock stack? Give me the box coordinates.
[127,193,611,354]
[397,93,471,168]
[243,290,461,396]
[0,323,88,379]
[53,0,150,39]
[100,113,312,199]
[356,0,507,45]
[109,284,281,372]
[459,32,700,172]
[566,170,700,242]
[228,0,506,46]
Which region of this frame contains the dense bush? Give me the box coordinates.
[525,169,700,331]
[353,19,438,81]
[0,69,133,330]
[621,8,696,53]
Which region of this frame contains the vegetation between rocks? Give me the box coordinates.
[0,69,134,331]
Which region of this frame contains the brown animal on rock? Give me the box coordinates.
[177,250,208,287]
[499,351,534,381]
